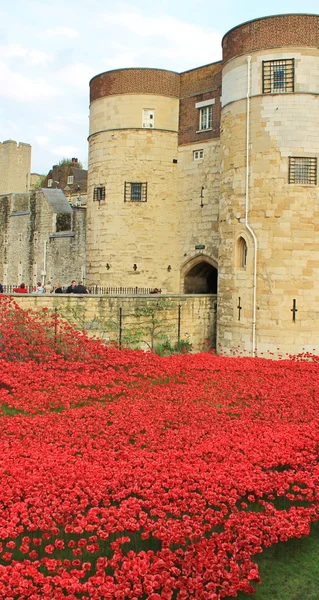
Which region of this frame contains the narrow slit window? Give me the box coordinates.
[237,237,248,269]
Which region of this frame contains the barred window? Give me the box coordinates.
[93,186,105,202]
[289,157,317,185]
[262,59,294,94]
[124,182,147,202]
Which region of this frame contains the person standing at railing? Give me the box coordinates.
[13,283,27,293]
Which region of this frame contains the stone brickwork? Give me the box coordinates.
[13,294,217,350]
[0,190,86,288]
[0,140,31,194]
[218,40,319,356]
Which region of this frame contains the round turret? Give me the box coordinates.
[218,13,319,356]
[87,68,180,292]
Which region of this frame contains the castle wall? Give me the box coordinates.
[177,139,220,284]
[12,294,217,350]
[0,140,31,194]
[218,26,319,356]
[0,191,86,287]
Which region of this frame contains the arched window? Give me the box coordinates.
[237,237,248,269]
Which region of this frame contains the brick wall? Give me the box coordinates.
[179,64,222,146]
[90,68,181,103]
[222,14,319,63]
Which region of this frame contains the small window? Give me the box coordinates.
[93,186,105,202]
[142,109,155,128]
[289,157,317,185]
[67,175,74,185]
[193,150,204,160]
[48,179,53,188]
[124,182,147,202]
[199,106,212,131]
[56,213,72,232]
[262,59,294,94]
[237,237,248,269]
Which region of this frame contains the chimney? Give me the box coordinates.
[72,157,78,164]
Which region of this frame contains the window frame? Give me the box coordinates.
[199,106,213,131]
[93,186,106,202]
[193,150,204,161]
[262,58,295,94]
[124,182,147,203]
[237,236,248,269]
[142,109,155,129]
[288,157,317,185]
[67,175,74,185]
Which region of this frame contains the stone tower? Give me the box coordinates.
[218,14,319,356]
[87,68,180,291]
[0,140,31,194]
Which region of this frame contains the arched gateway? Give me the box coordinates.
[182,256,218,294]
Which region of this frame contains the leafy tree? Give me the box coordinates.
[58,158,84,169]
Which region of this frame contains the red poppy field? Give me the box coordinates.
[0,295,319,599]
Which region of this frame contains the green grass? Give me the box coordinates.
[225,521,319,600]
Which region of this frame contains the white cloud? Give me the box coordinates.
[56,62,96,90]
[35,136,50,147]
[0,62,60,102]
[46,122,68,133]
[51,145,80,157]
[100,11,222,69]
[0,44,53,66]
[43,27,79,39]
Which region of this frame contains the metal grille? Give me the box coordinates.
[93,186,105,202]
[262,59,294,94]
[124,182,147,202]
[289,157,317,185]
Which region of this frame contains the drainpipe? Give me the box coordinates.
[244,55,258,357]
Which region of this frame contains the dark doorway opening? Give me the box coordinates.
[184,261,218,294]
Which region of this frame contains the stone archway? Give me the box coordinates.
[181,256,218,294]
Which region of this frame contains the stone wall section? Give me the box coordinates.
[0,191,86,287]
[13,294,217,350]
[87,128,179,291]
[0,140,31,194]
[177,139,220,286]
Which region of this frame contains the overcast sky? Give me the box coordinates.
[1,0,318,174]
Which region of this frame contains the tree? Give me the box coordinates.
[58,158,83,169]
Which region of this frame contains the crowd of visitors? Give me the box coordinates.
[2,281,90,294]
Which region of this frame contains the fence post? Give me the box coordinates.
[177,304,181,344]
[119,307,123,348]
[54,307,58,347]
